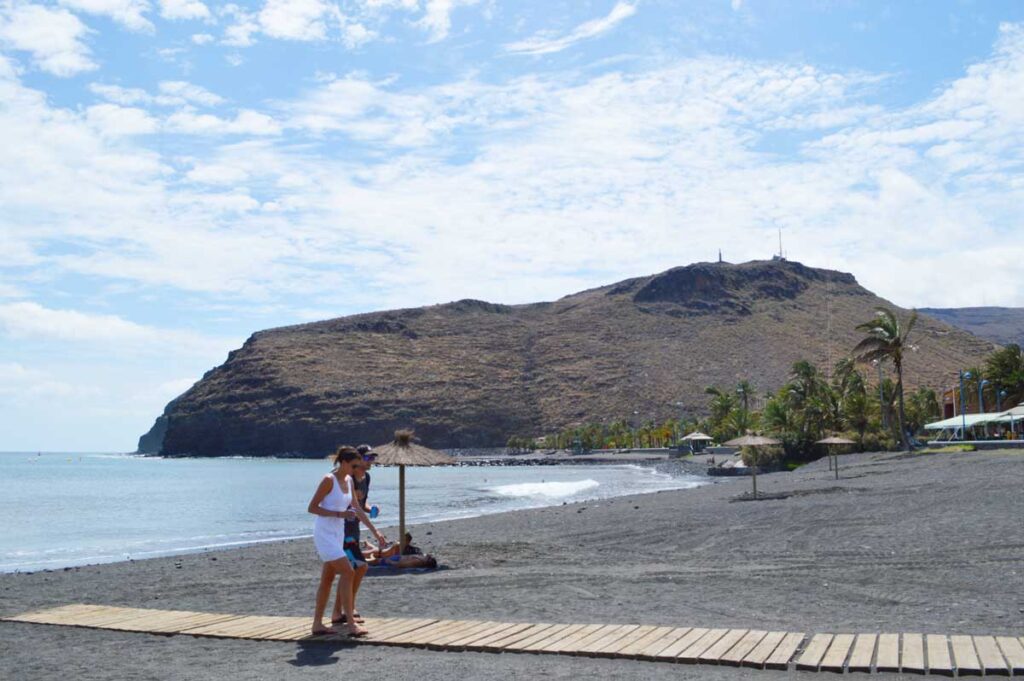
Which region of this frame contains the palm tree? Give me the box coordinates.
[854,307,918,450]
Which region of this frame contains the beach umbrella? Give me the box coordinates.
[372,429,456,553]
[816,436,856,480]
[724,434,781,499]
[680,431,714,454]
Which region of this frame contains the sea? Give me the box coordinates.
[0,452,704,573]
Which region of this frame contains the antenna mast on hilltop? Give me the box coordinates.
[772,227,786,262]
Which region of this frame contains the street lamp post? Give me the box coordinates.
[997,388,1007,413]
[979,379,990,438]
[959,370,971,441]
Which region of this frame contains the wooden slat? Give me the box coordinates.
[677,628,728,663]
[424,620,490,648]
[547,624,617,653]
[720,629,765,666]
[973,635,1009,675]
[370,619,447,644]
[395,620,475,645]
[363,618,435,641]
[875,633,900,673]
[503,623,575,652]
[820,633,855,673]
[527,623,596,653]
[446,621,521,648]
[482,623,558,652]
[598,625,658,656]
[634,626,692,659]
[795,633,833,671]
[101,608,182,630]
[577,624,640,655]
[615,626,674,657]
[902,633,925,674]
[764,632,804,670]
[263,622,319,641]
[698,628,748,664]
[741,630,785,668]
[58,606,142,627]
[358,619,415,640]
[520,624,589,652]
[847,633,876,673]
[996,636,1024,675]
[651,627,707,660]
[926,634,953,676]
[950,635,981,676]
[466,623,534,650]
[164,613,243,634]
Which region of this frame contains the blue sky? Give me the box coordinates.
[2,0,1023,451]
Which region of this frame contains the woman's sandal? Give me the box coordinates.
[331,612,364,624]
[346,625,368,638]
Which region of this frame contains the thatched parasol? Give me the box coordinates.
[681,431,714,441]
[372,430,456,553]
[816,436,856,480]
[724,434,781,499]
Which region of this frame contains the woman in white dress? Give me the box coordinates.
[307,446,387,636]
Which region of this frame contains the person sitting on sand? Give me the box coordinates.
[307,446,387,638]
[361,538,438,569]
[402,532,423,556]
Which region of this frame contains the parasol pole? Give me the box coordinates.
[751,448,758,499]
[399,464,406,554]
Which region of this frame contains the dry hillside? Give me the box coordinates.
[140,260,997,456]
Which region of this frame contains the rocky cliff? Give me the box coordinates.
[919,307,1024,347]
[140,260,997,456]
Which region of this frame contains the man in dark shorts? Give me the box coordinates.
[333,445,377,624]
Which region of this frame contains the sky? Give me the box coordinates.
[1,0,1023,451]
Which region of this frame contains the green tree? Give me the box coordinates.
[905,387,940,434]
[854,307,918,451]
[984,344,1024,408]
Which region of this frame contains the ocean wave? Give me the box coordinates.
[487,479,600,498]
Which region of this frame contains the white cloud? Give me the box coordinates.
[159,0,210,21]
[185,161,250,184]
[58,0,154,32]
[504,1,638,55]
[0,302,236,357]
[220,3,260,46]
[191,32,214,44]
[220,0,376,47]
[90,80,225,107]
[258,0,333,41]
[3,18,1024,318]
[85,103,159,136]
[158,80,224,106]
[166,108,282,135]
[0,4,97,77]
[0,361,103,399]
[415,0,478,43]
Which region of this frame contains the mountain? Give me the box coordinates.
[918,307,1024,348]
[141,260,997,456]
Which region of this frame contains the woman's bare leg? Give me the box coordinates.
[350,563,368,621]
[331,559,366,635]
[312,562,337,634]
[331,563,367,623]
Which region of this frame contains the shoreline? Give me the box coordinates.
[1,460,709,575]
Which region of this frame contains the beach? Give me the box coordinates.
[2,449,1022,680]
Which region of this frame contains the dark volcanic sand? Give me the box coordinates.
[2,450,1022,680]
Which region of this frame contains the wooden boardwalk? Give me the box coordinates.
[3,604,1023,675]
